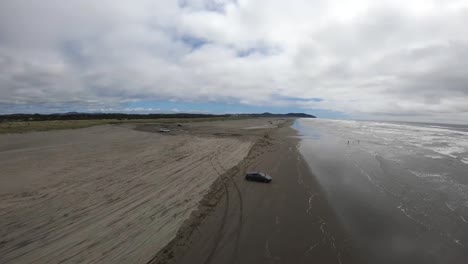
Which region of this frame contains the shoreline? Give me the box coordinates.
[150,119,362,264]
[295,118,468,264]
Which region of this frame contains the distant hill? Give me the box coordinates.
[0,112,316,122]
[285,113,316,118]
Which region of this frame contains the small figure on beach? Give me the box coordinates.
[347,140,350,144]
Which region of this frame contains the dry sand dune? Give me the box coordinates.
[0,121,259,264]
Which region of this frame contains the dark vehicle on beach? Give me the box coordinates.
[245,171,272,183]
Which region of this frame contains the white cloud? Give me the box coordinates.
[1,0,468,123]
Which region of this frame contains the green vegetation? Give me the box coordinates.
[0,117,246,134]
[0,112,314,134]
[0,120,115,134]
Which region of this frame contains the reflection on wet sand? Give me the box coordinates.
[296,119,468,264]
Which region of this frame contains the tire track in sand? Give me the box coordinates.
[214,149,244,264]
[203,157,232,264]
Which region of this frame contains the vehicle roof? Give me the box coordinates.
[247,171,266,175]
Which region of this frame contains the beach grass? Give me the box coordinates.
[0,116,247,134]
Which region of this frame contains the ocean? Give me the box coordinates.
[295,118,468,263]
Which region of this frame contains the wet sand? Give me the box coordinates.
[296,119,468,264]
[151,120,361,264]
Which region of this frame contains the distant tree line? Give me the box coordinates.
[236,112,316,118]
[0,112,316,122]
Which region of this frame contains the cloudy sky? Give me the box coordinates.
[1,0,468,123]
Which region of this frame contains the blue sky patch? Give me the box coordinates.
[181,35,207,51]
[273,94,324,102]
[126,100,347,119]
